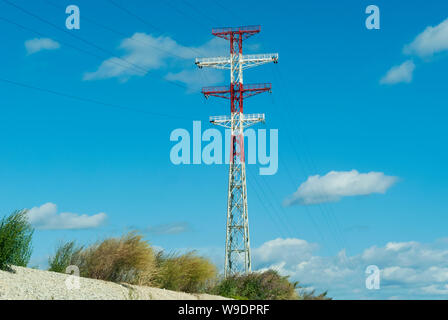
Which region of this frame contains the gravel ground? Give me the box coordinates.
[0,266,230,300]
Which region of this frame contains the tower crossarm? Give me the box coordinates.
[212,25,261,40]
[201,85,231,99]
[195,56,231,69]
[242,53,278,69]
[242,83,271,98]
[209,115,232,128]
[195,53,278,70]
[241,113,265,127]
[210,113,265,129]
[202,83,272,99]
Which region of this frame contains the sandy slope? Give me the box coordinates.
[0,266,229,300]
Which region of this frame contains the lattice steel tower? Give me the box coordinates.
[196,26,278,277]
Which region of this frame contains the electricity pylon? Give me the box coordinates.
[196,25,278,277]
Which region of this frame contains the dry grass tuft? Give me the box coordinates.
[154,251,217,293]
[82,232,156,285]
[49,232,156,285]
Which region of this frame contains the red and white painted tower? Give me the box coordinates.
[196,26,278,276]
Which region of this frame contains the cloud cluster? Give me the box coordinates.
[380,60,415,85]
[25,38,60,55]
[27,202,107,230]
[254,238,318,265]
[284,170,397,205]
[251,237,448,299]
[381,17,448,84]
[404,19,448,57]
[84,33,226,90]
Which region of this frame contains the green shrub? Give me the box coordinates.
[212,270,299,300]
[212,269,331,300]
[300,289,331,300]
[0,210,34,271]
[153,251,217,293]
[48,241,83,273]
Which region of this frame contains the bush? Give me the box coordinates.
[47,233,328,300]
[212,270,331,300]
[85,232,156,284]
[212,270,299,300]
[49,237,217,292]
[48,241,83,273]
[153,251,217,293]
[300,289,331,300]
[0,210,34,271]
[49,232,157,285]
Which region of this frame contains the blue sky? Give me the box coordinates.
[1,0,448,299]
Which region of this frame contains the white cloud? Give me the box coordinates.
[284,170,398,205]
[251,237,448,299]
[25,38,60,55]
[380,60,415,85]
[253,238,318,265]
[422,284,448,295]
[362,241,448,269]
[381,18,448,84]
[404,18,448,57]
[84,32,226,90]
[27,202,107,230]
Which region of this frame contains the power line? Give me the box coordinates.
[100,0,212,86]
[274,65,347,242]
[163,0,211,30]
[0,77,189,120]
[246,166,294,238]
[106,0,166,35]
[2,0,188,90]
[106,0,208,58]
[180,0,222,26]
[278,148,332,248]
[43,0,194,63]
[0,15,145,77]
[2,0,150,76]
[208,0,246,24]
[267,69,335,246]
[0,15,189,119]
[271,64,353,257]
[267,64,345,252]
[259,172,302,236]
[281,68,342,250]
[246,164,296,238]
[245,169,289,238]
